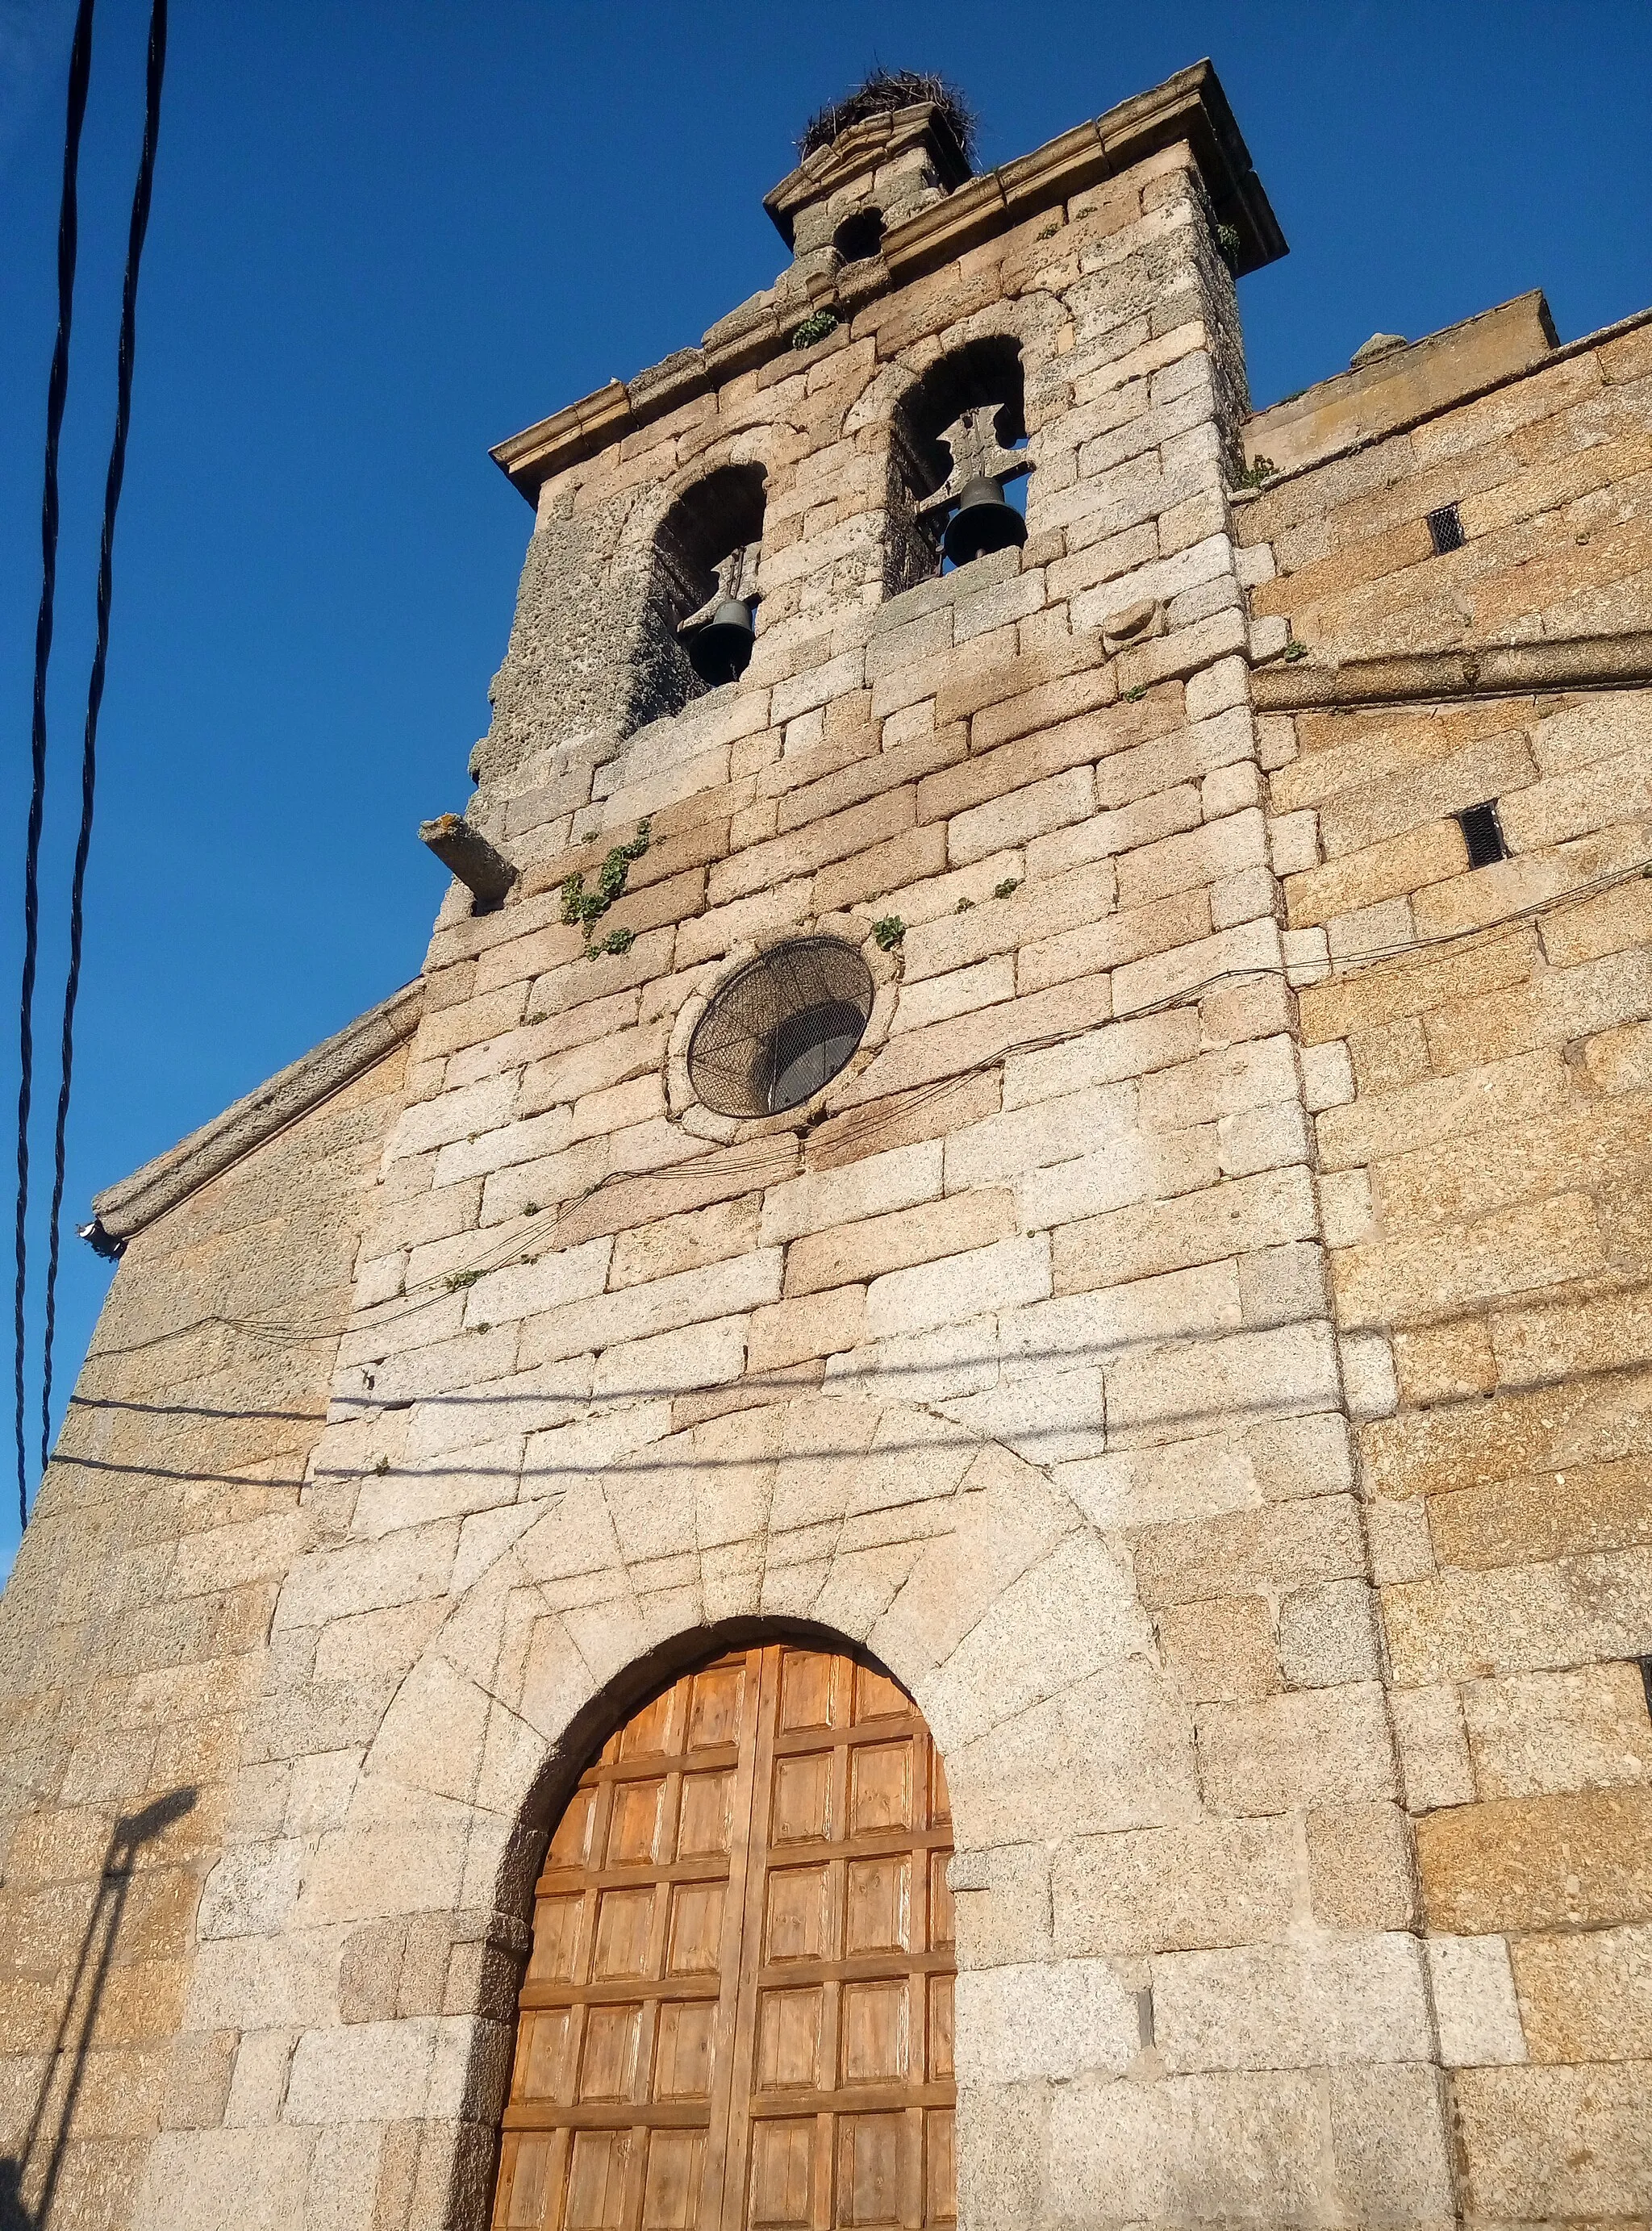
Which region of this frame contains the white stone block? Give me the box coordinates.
[284,2015,465,2124]
[1202,758,1263,821]
[1143,1036,1298,1132]
[1366,1495,1435,1586]
[1058,1427,1260,1530]
[1106,1319,1341,1444]
[520,1247,782,1367]
[1239,1240,1329,1328]
[134,2129,316,2231]
[760,1139,941,1245]
[590,1312,749,1400]
[1329,894,1414,964]
[1282,925,1331,985]
[1155,1933,1433,2070]
[865,1233,1050,1341]
[198,1843,305,1941]
[1278,1578,1383,1687]
[937,1365,1108,1467]
[945,1085,1133,1190]
[1318,1167,1373,1249]
[1002,1011,1199,1109]
[1426,1935,1528,2066]
[386,1074,516,1163]
[1270,809,1320,874]
[891,954,1016,1034]
[1391,1683,1475,1810]
[224,2029,296,2128]
[1003,1263,1242,1374]
[1211,864,1278,930]
[1340,1331,1399,1420]
[1301,1039,1355,1111]
[1183,653,1249,719]
[956,1958,1137,2082]
[1220,1098,1312,1177]
[824,1319,999,1406]
[1257,714,1299,769]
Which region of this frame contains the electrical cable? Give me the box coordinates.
[39,0,169,1484]
[15,0,97,1537]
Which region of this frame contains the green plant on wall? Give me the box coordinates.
[791,307,840,351]
[559,820,651,956]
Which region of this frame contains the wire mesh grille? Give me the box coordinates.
[1427,502,1465,555]
[688,938,875,1117]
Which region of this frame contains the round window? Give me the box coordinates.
[688,938,875,1117]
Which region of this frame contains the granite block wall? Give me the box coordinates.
[0,65,1647,2231]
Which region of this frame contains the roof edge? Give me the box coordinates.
[90,978,423,1245]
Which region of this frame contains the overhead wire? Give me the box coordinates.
[15,0,97,1537]
[39,0,170,1482]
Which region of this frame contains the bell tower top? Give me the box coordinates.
[762,84,973,257]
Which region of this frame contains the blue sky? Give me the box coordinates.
[0,0,1647,1576]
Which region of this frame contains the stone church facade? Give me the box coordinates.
[3,58,1651,2231]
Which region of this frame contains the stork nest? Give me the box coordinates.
[798,68,978,169]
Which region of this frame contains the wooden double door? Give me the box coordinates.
[490,1643,957,2231]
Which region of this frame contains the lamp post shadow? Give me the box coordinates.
[1,1786,197,2228]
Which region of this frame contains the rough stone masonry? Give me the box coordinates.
[2,56,1651,2231]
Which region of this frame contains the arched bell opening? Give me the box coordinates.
[630,464,768,730]
[883,336,1028,596]
[488,1626,957,2231]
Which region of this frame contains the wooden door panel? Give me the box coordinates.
[844,1858,908,1957]
[666,1883,726,1975]
[847,1743,911,1837]
[653,1999,717,2102]
[491,1645,954,2231]
[643,2129,707,2230]
[679,1771,736,1858]
[765,1866,830,1963]
[770,1751,833,1844]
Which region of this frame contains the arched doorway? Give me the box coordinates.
[490,1641,956,2230]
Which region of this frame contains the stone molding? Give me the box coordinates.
[489,60,1286,501]
[90,978,423,1243]
[1252,629,1652,712]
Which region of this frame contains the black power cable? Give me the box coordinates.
[16,0,97,1537]
[39,0,169,1482]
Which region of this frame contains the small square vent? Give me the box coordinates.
[1427,502,1465,555]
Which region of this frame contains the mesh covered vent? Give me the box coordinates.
[688,939,875,1117]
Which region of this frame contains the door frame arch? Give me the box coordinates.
[489,1624,957,2231]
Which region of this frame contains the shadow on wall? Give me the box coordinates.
[1,1787,197,2229]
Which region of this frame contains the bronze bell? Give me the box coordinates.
[942,474,1028,569]
[687,597,757,686]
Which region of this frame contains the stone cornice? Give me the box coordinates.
[490,61,1285,502]
[1252,631,1652,713]
[89,979,423,1245]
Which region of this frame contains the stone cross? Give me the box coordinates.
[677,540,763,637]
[915,406,1032,515]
